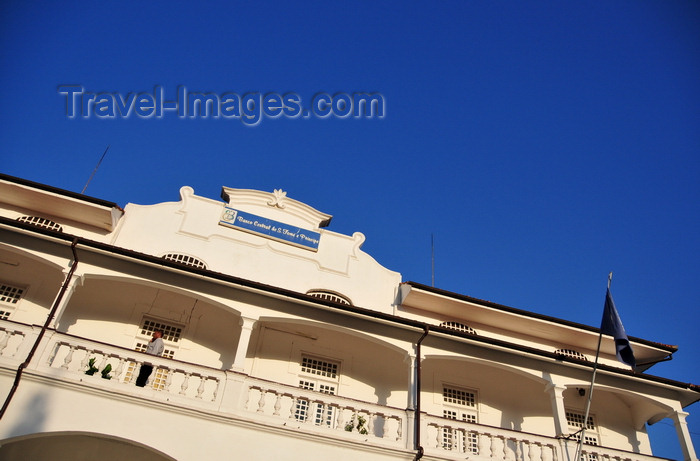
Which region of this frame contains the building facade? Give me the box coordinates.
[0,173,697,461]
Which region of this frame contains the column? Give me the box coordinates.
[48,272,83,330]
[545,383,569,438]
[671,410,698,461]
[405,352,418,450]
[231,315,257,372]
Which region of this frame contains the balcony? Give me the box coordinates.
[0,321,672,461]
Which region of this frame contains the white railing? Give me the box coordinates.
[37,331,224,406]
[0,322,669,461]
[243,378,405,447]
[423,415,661,461]
[0,322,32,360]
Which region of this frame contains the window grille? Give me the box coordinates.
[140,318,183,343]
[162,253,207,269]
[440,321,477,335]
[0,284,24,305]
[295,379,336,425]
[301,356,338,379]
[556,349,589,361]
[296,355,340,426]
[306,290,352,306]
[16,216,63,232]
[442,410,478,453]
[122,342,176,389]
[444,386,476,408]
[124,318,182,389]
[0,283,25,319]
[566,410,599,455]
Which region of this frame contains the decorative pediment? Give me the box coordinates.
[220,187,332,230]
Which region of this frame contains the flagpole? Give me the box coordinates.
[575,272,612,461]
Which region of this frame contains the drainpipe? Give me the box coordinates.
[414,325,429,460]
[0,237,79,420]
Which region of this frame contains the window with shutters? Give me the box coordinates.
[0,282,25,320]
[566,410,600,460]
[441,385,479,453]
[123,317,182,389]
[294,355,340,426]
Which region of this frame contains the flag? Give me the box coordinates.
[600,288,636,369]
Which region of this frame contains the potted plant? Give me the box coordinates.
[101,363,112,380]
[85,358,99,375]
[344,413,368,435]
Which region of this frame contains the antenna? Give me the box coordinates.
[431,233,435,287]
[81,145,110,194]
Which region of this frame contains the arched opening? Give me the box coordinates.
[0,432,176,461]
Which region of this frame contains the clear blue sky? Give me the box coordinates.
[1,1,698,457]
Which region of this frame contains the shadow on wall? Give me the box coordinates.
[2,391,49,439]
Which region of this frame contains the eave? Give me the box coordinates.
[399,281,677,370]
[0,173,123,231]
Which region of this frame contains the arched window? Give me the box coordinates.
[555,349,589,361]
[306,290,352,306]
[440,321,477,335]
[16,215,63,232]
[162,253,207,270]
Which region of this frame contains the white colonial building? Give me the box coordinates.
[0,173,697,461]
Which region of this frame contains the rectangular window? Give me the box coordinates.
[444,386,476,407]
[566,410,600,460]
[0,283,25,319]
[296,355,340,426]
[124,317,181,389]
[301,356,338,378]
[442,410,478,453]
[140,318,183,343]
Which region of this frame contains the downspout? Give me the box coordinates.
[414,325,429,460]
[0,237,79,420]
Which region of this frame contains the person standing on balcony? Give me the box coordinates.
[135,330,164,387]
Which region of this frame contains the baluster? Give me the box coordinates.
[80,349,92,370]
[335,405,345,430]
[257,388,267,413]
[180,372,191,395]
[0,331,9,354]
[479,433,491,457]
[304,401,317,425]
[98,354,108,372]
[435,423,442,450]
[211,379,219,401]
[395,416,402,441]
[504,438,516,461]
[164,368,173,391]
[515,440,523,461]
[522,440,532,461]
[289,396,298,420]
[112,357,125,381]
[62,345,76,369]
[549,444,558,461]
[273,392,282,416]
[196,375,206,399]
[47,340,61,365]
[541,443,553,461]
[490,435,501,460]
[367,412,374,436]
[377,413,386,438]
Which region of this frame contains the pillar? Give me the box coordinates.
[671,410,698,461]
[231,315,257,372]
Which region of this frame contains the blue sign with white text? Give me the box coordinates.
[219,207,320,251]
